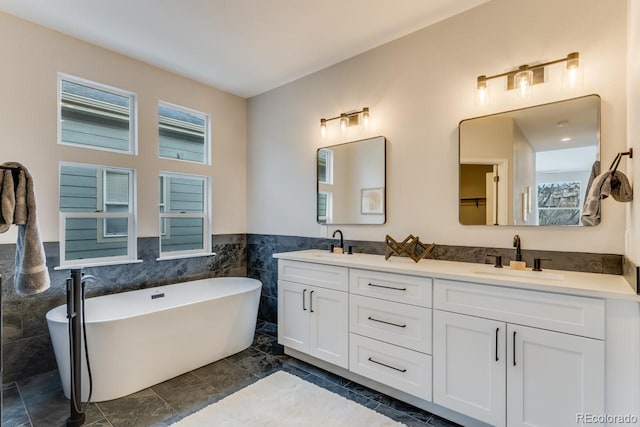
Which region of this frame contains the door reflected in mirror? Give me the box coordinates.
[459,95,600,226]
[317,136,386,225]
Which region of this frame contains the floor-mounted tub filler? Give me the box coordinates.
[46,277,262,402]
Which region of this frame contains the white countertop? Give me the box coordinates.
[274,250,639,302]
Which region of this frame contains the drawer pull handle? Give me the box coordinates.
[367,316,407,328]
[367,283,407,291]
[302,289,307,311]
[368,357,407,373]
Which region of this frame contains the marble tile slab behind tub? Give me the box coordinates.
[247,267,277,298]
[1,300,22,342]
[3,335,57,384]
[255,319,277,337]
[258,295,277,324]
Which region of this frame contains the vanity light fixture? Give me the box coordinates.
[477,52,580,102]
[320,107,370,136]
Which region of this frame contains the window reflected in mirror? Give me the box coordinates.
[317,136,386,225]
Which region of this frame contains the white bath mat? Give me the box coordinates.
[170,370,407,427]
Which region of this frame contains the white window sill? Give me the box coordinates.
[54,259,144,270]
[156,252,217,262]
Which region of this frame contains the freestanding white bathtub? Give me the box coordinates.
[46,277,262,402]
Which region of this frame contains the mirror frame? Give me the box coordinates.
[316,136,387,225]
[458,94,601,227]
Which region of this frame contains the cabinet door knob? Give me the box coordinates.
[309,290,314,313]
[302,289,307,311]
[496,328,500,362]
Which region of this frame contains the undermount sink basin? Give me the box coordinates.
[308,251,352,258]
[472,266,564,281]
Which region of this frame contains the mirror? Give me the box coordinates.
[459,95,600,226]
[317,136,386,225]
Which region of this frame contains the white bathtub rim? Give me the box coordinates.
[46,277,262,325]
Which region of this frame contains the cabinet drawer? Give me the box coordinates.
[350,294,432,354]
[278,260,348,292]
[434,279,605,339]
[350,269,432,307]
[350,333,432,401]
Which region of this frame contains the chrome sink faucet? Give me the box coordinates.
[513,234,522,261]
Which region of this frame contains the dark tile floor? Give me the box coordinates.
[2,321,461,427]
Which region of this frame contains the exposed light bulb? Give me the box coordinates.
[514,66,533,99]
[320,118,326,137]
[340,113,348,133]
[475,75,489,106]
[562,52,583,90]
[362,107,369,128]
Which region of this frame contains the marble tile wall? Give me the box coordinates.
[0,234,246,383]
[246,233,624,324]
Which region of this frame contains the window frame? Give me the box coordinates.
[57,73,138,155]
[318,191,333,224]
[58,162,137,268]
[100,169,131,239]
[158,172,212,259]
[318,149,333,185]
[157,100,211,165]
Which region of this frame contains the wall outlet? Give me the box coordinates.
[319,225,327,237]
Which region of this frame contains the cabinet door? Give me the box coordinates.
[507,324,605,427]
[433,310,506,427]
[308,286,349,368]
[277,280,309,353]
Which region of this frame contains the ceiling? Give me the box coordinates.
[0,0,489,98]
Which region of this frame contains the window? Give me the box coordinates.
[158,102,210,164]
[58,74,136,153]
[159,173,211,258]
[318,191,332,224]
[59,163,136,266]
[317,148,333,224]
[103,170,129,237]
[318,148,333,184]
[537,181,581,226]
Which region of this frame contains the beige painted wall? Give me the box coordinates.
[627,0,640,263]
[0,13,247,244]
[248,0,628,253]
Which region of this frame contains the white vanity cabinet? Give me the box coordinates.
[433,279,605,427]
[348,269,433,400]
[274,251,633,427]
[277,260,349,368]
